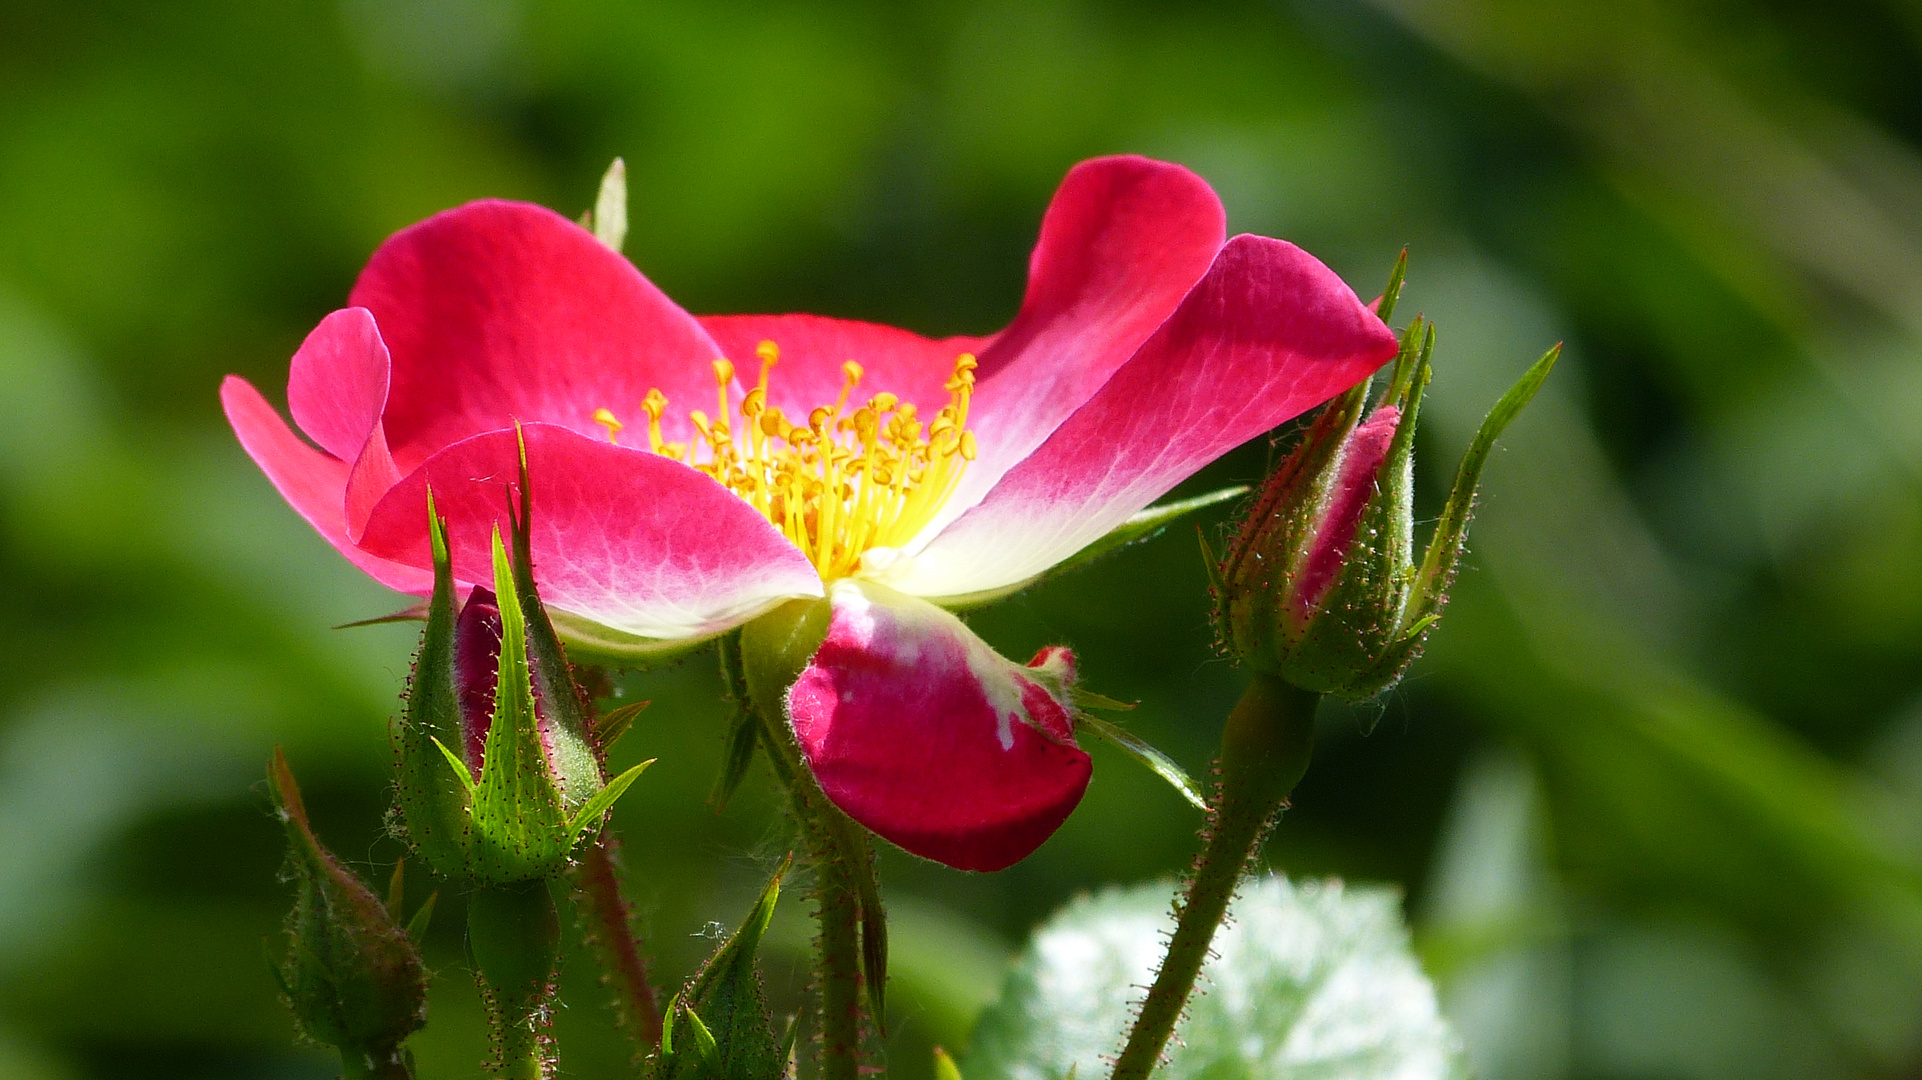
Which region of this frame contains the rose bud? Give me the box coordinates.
[1217,317,1556,698]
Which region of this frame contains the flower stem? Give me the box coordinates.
[468,881,563,1079]
[572,833,664,1054]
[726,631,868,1080]
[1111,673,1319,1080]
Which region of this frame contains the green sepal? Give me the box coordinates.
[509,435,606,810]
[469,528,573,879]
[467,527,575,884]
[404,891,438,945]
[590,157,628,253]
[595,700,649,752]
[938,486,1249,609]
[1073,713,1208,812]
[393,492,475,880]
[684,1005,721,1068]
[1356,342,1559,690]
[270,749,428,1060]
[708,702,760,814]
[934,1046,964,1080]
[1375,247,1409,324]
[649,858,791,1079]
[567,758,655,841]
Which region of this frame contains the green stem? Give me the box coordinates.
[1111,674,1319,1080]
[339,1046,412,1080]
[726,631,867,1080]
[573,833,664,1054]
[468,881,563,1079]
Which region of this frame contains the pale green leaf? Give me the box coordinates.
[966,877,1469,1080]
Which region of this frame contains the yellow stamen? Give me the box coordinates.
[599,345,980,580]
[592,408,623,444]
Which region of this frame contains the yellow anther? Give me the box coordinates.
[633,339,977,579]
[592,408,624,443]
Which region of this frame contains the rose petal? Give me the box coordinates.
[787,580,1092,872]
[344,421,401,542]
[889,234,1398,600]
[1292,404,1401,622]
[358,422,823,643]
[220,375,434,594]
[916,155,1228,542]
[699,312,989,425]
[348,199,725,469]
[287,307,391,461]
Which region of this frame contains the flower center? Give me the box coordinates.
[593,341,978,580]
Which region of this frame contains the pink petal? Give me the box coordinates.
[347,199,725,470]
[891,234,1398,600]
[344,421,401,542]
[287,308,391,461]
[699,313,989,426]
[1291,405,1401,622]
[357,422,823,643]
[220,375,434,594]
[919,155,1229,540]
[787,581,1092,872]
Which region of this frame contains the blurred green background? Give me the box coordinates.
[5,0,1922,1077]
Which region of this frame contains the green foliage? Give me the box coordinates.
[966,878,1468,1080]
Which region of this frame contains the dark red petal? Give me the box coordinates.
[358,422,822,644]
[455,587,504,774]
[698,313,989,425]
[287,307,391,461]
[348,199,725,470]
[893,234,1399,600]
[220,375,433,595]
[787,582,1092,872]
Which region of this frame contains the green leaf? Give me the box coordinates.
[707,703,759,813]
[966,877,1468,1080]
[566,759,655,841]
[1073,714,1208,812]
[934,1045,964,1080]
[592,157,628,252]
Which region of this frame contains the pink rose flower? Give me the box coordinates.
[223,155,1395,870]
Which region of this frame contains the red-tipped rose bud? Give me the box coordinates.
[394,475,651,885]
[1218,315,1556,698]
